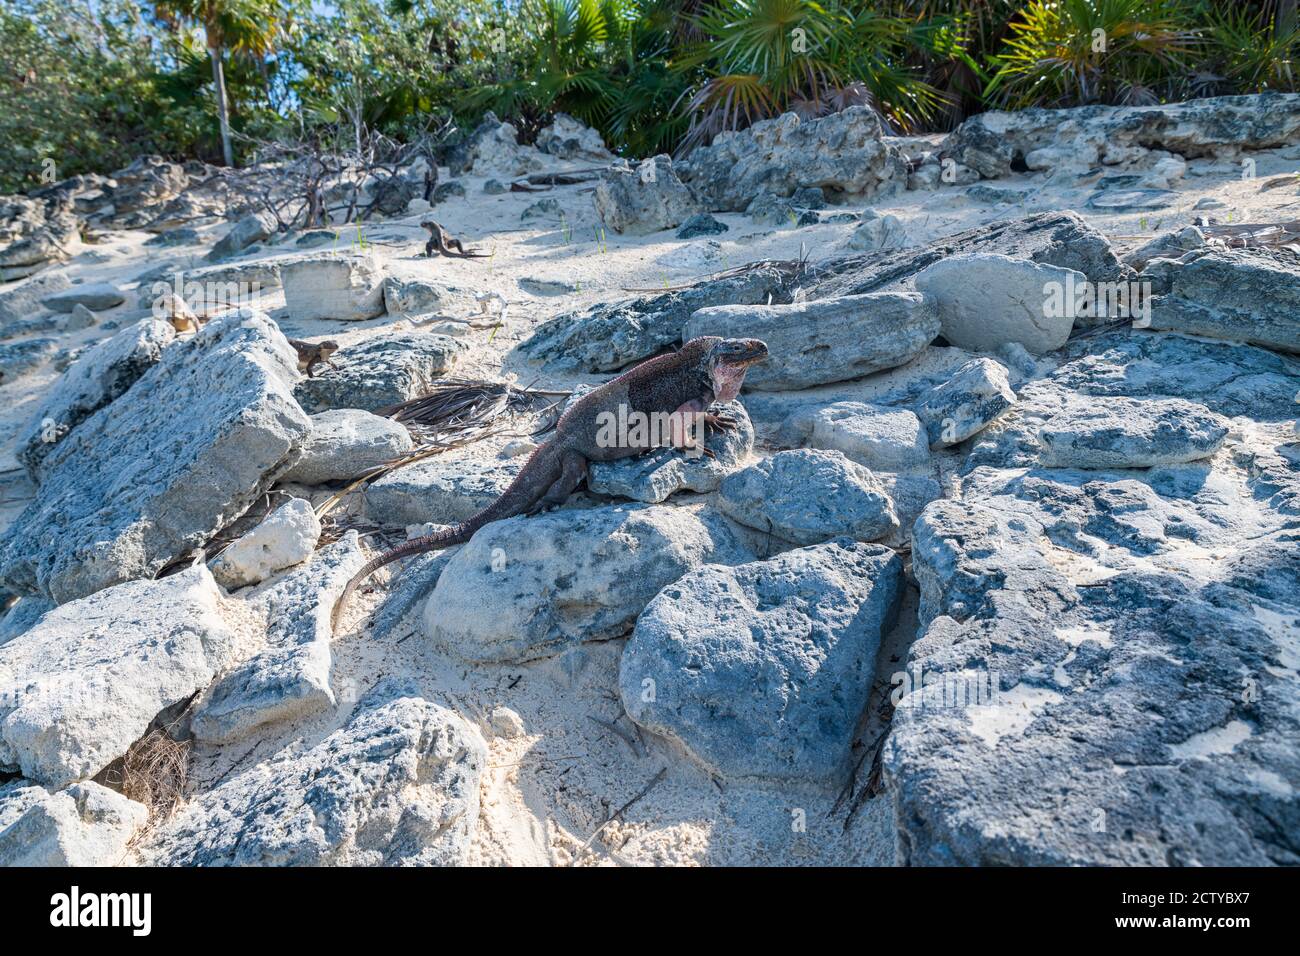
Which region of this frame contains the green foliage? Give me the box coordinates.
[1,0,1298,193]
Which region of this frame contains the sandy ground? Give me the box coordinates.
[4,140,1300,866]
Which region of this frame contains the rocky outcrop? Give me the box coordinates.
[942,92,1300,179]
[0,780,147,866]
[678,107,907,211]
[594,156,698,235]
[621,540,904,784]
[293,332,463,413]
[718,449,898,545]
[422,503,754,662]
[147,681,485,865]
[587,401,754,503]
[16,318,176,481]
[0,566,237,787]
[192,534,368,745]
[0,310,309,602]
[537,113,614,161]
[1143,246,1300,354]
[280,253,386,322]
[916,358,1017,449]
[446,112,546,177]
[282,409,413,485]
[516,264,793,373]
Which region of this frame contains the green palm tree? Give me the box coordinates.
[154,0,284,166]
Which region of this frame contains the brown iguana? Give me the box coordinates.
[421,219,489,259]
[331,335,769,632]
[289,338,340,377]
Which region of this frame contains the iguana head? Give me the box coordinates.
[318,340,340,358]
[705,337,768,402]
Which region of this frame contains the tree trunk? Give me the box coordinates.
[209,44,235,167]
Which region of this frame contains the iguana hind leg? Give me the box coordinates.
[530,449,588,513]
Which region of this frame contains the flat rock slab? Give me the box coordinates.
[1144,247,1300,354]
[718,449,898,546]
[365,445,522,527]
[686,292,939,391]
[797,402,932,472]
[0,272,70,326]
[620,539,905,784]
[0,780,147,866]
[294,332,463,414]
[422,503,754,663]
[0,566,237,788]
[40,282,125,313]
[16,318,176,480]
[587,400,753,503]
[1037,397,1230,469]
[916,253,1082,354]
[279,253,386,322]
[0,310,309,602]
[1087,188,1176,211]
[282,409,414,485]
[145,681,486,866]
[193,534,368,744]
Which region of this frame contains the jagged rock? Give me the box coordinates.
[798,402,932,471]
[1143,247,1300,354]
[280,253,386,322]
[293,332,463,414]
[147,681,485,865]
[144,226,201,247]
[686,292,939,391]
[282,409,413,485]
[207,212,274,261]
[367,175,418,217]
[520,197,562,222]
[594,156,698,235]
[433,181,466,204]
[16,318,176,481]
[537,113,613,161]
[0,271,70,326]
[0,311,309,602]
[447,111,545,177]
[942,93,1300,179]
[193,534,367,744]
[587,401,754,503]
[104,155,188,223]
[0,338,59,381]
[0,781,147,866]
[802,211,1124,302]
[621,539,904,783]
[517,264,792,373]
[518,276,576,295]
[745,192,798,227]
[0,566,237,787]
[916,358,1017,449]
[892,483,1300,865]
[39,282,125,313]
[847,213,909,251]
[1037,397,1230,469]
[718,449,898,545]
[1123,225,1206,270]
[209,499,321,590]
[0,598,53,646]
[483,179,508,195]
[0,213,78,281]
[916,253,1082,354]
[62,304,96,331]
[382,276,448,317]
[422,503,754,662]
[792,186,827,208]
[678,107,907,211]
[676,214,728,239]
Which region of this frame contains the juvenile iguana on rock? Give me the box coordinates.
[289,338,340,377]
[331,335,769,632]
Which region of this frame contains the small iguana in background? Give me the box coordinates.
[331,335,768,632]
[421,219,489,259]
[288,339,340,377]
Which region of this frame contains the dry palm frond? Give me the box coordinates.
[99,727,191,822]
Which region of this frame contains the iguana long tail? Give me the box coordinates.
[330,441,563,634]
